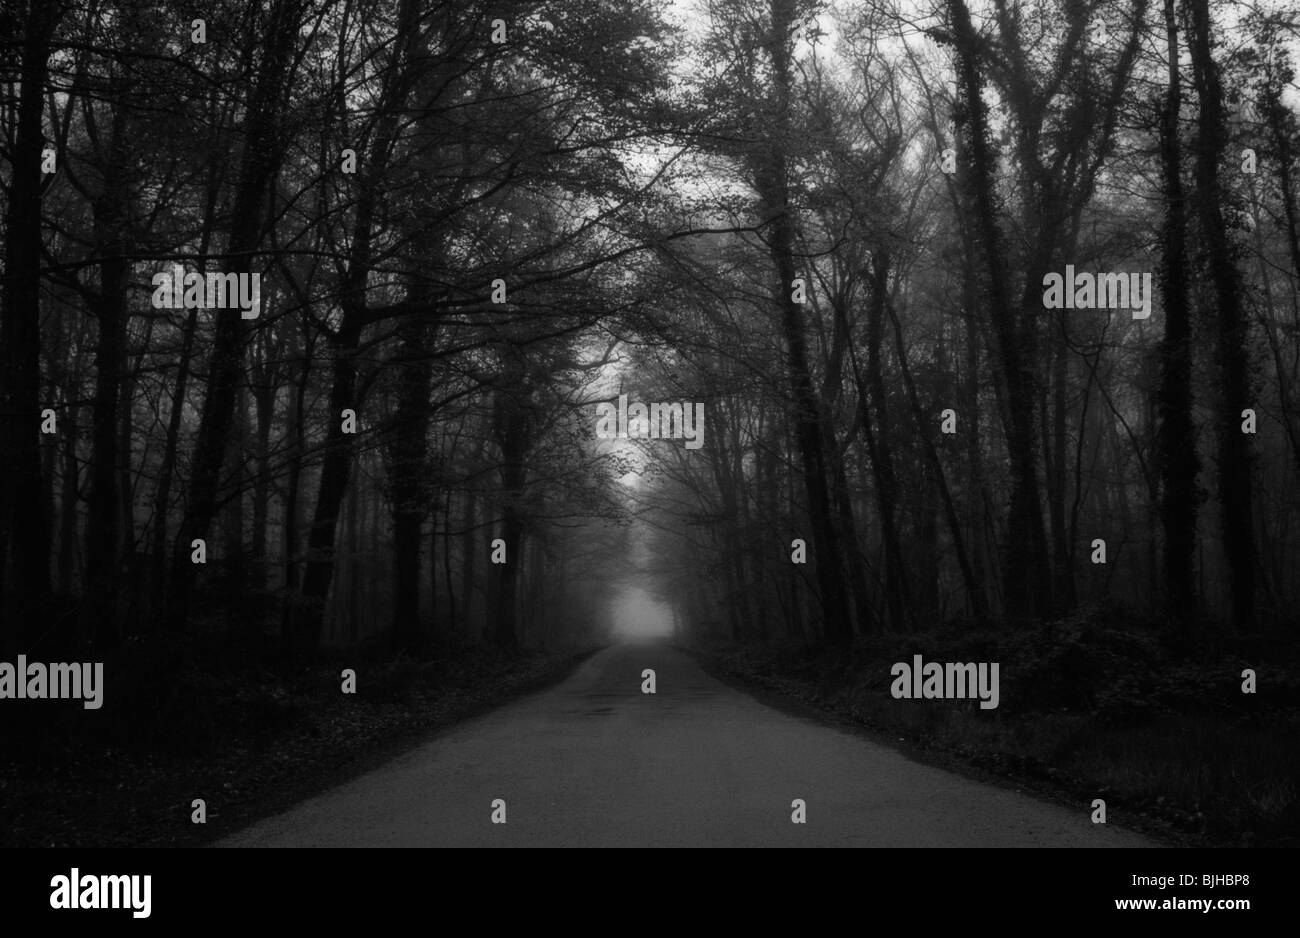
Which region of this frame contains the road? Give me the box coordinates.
[217,642,1153,847]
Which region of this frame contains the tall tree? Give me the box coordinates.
[752,0,854,645]
[1156,0,1200,627]
[1186,0,1256,631]
[946,0,1052,620]
[166,0,308,630]
[0,0,61,648]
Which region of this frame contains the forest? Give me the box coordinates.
[1,0,1297,847]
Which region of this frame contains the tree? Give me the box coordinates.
[1156,0,1200,628]
[1186,0,1255,631]
[0,0,62,648]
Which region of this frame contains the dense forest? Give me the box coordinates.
[1,0,1298,847]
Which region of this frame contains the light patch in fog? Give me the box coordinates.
[610,587,674,640]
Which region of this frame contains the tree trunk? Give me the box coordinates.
[1186,0,1256,631]
[59,406,80,595]
[863,251,910,631]
[389,319,435,655]
[0,0,60,649]
[756,0,852,646]
[887,294,989,619]
[83,98,131,651]
[491,376,529,650]
[1156,0,1200,628]
[167,0,303,630]
[442,488,457,635]
[1048,310,1076,612]
[461,487,478,637]
[948,0,1052,621]
[294,322,361,654]
[249,349,276,591]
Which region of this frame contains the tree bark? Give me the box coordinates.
[756,0,853,646]
[490,366,530,650]
[167,0,304,630]
[389,318,435,655]
[948,0,1052,621]
[1186,0,1256,631]
[1156,0,1200,627]
[83,96,131,652]
[862,251,910,631]
[0,0,60,649]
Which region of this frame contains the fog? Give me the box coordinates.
[608,586,675,641]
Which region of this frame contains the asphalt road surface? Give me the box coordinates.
[218,642,1153,847]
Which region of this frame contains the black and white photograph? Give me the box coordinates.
[0,0,1295,921]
